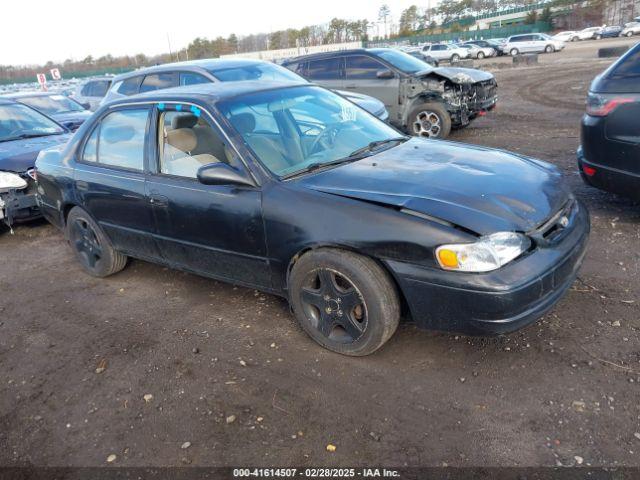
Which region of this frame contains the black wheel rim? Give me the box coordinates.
[299,268,367,344]
[71,218,104,270]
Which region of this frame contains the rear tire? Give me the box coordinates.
[289,249,400,356]
[626,31,634,37]
[451,54,460,62]
[477,51,485,59]
[409,102,452,139]
[595,34,602,40]
[66,206,127,277]
[545,44,554,53]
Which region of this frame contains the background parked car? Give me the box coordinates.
[3,92,92,131]
[0,99,70,227]
[73,77,112,111]
[576,26,604,40]
[457,43,495,59]
[282,48,497,139]
[502,33,565,56]
[100,59,389,122]
[405,50,439,67]
[422,44,470,62]
[578,42,640,200]
[553,31,579,42]
[462,40,498,57]
[600,25,623,38]
[621,22,640,36]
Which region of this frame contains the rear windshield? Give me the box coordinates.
[19,95,85,115]
[208,63,302,82]
[613,46,640,76]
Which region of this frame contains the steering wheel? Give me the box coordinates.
[308,123,341,155]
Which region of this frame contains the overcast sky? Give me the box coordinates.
[2,0,429,66]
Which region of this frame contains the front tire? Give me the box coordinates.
[289,249,400,356]
[626,31,634,37]
[510,48,519,56]
[477,51,485,59]
[451,54,460,62]
[595,34,602,40]
[545,44,554,53]
[66,206,127,277]
[409,102,452,139]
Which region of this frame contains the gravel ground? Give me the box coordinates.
[1,37,639,469]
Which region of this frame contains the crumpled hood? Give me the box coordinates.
[0,133,71,173]
[421,66,495,84]
[296,138,569,235]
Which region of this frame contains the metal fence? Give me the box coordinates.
[365,21,552,47]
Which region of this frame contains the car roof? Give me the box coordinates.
[112,58,270,82]
[0,97,17,105]
[282,48,373,64]
[106,79,311,106]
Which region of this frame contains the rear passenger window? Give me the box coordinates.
[346,56,387,80]
[306,58,343,80]
[180,72,210,86]
[119,76,142,96]
[140,73,178,93]
[85,109,149,170]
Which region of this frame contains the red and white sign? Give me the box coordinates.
[36,73,48,91]
[50,68,61,80]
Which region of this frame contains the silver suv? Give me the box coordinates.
[282,48,498,139]
[100,59,388,122]
[73,77,112,111]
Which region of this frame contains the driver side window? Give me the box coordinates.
[345,56,387,80]
[158,109,239,178]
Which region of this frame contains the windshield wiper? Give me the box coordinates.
[283,136,409,180]
[0,132,63,142]
[344,136,410,159]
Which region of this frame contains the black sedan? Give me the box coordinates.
[578,42,640,200]
[3,92,92,131]
[0,98,71,227]
[36,82,589,355]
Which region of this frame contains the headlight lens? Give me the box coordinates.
[436,232,531,272]
[0,171,28,190]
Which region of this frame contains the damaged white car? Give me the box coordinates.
[0,99,70,229]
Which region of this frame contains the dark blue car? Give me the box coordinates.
[3,92,92,131]
[36,82,589,355]
[0,98,71,227]
[600,25,623,38]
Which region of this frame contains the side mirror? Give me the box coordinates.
[81,102,91,110]
[376,69,395,80]
[197,162,254,187]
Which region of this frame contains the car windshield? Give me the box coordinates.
[208,63,303,82]
[371,49,434,74]
[19,94,85,115]
[218,86,403,177]
[0,103,65,142]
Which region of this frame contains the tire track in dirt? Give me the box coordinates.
[518,65,600,111]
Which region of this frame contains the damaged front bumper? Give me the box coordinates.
[445,79,498,126]
[0,170,40,227]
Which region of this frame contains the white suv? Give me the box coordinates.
[622,22,640,37]
[422,44,470,62]
[576,26,604,40]
[502,34,565,56]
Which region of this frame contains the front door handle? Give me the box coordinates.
[76,180,89,191]
[344,84,358,89]
[149,194,169,207]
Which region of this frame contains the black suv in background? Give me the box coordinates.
[578,42,640,200]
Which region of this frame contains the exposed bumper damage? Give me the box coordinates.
[407,67,498,127]
[0,170,39,228]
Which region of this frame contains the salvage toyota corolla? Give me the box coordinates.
[35,81,590,356]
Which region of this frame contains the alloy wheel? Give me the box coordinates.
[299,268,367,343]
[71,218,103,270]
[413,111,442,138]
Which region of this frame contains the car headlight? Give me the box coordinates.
[0,171,28,190]
[435,232,531,272]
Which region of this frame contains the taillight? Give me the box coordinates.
[586,93,633,116]
[582,165,596,177]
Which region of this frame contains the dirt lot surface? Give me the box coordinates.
[1,37,639,469]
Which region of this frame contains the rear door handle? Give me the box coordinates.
[345,84,357,89]
[149,194,169,207]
